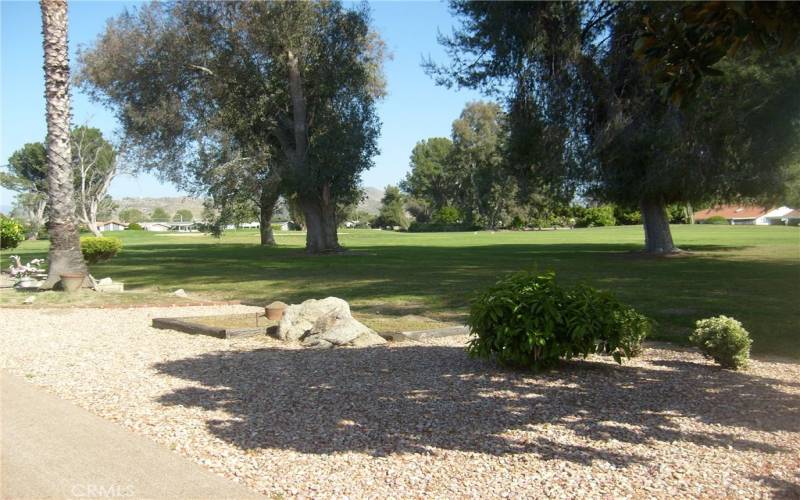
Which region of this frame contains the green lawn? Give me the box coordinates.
[3,225,798,358]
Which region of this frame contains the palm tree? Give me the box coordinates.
[40,0,87,288]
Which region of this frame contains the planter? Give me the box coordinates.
[265,301,288,321]
[59,273,85,293]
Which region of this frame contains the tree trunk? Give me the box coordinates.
[87,199,101,237]
[40,0,88,289]
[301,183,340,253]
[640,198,678,254]
[258,190,277,247]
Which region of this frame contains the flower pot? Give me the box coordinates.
[265,301,288,321]
[59,273,85,293]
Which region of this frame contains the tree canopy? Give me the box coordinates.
[428,1,800,252]
[78,0,387,252]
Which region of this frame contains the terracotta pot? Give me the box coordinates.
[59,273,85,293]
[265,301,288,321]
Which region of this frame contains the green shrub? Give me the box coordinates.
[702,215,729,225]
[432,205,461,225]
[689,315,752,369]
[576,205,616,227]
[81,237,123,264]
[468,271,651,370]
[126,222,144,230]
[613,206,642,225]
[0,215,25,249]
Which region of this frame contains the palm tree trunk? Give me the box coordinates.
[40,0,88,289]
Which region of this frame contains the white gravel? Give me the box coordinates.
[2,305,798,499]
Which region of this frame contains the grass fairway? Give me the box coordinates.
[3,225,798,358]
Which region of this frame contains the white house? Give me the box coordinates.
[694,205,795,225]
[141,222,171,232]
[95,220,128,232]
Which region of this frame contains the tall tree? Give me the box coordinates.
[71,126,117,236]
[1,142,48,238]
[429,2,800,253]
[450,101,514,228]
[375,185,408,229]
[401,137,456,218]
[173,209,193,222]
[40,0,87,288]
[78,1,386,253]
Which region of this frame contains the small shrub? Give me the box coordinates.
[126,222,144,230]
[81,237,123,264]
[689,315,752,369]
[0,216,25,249]
[467,271,651,370]
[702,215,729,225]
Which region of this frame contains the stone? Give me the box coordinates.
[23,296,36,304]
[96,283,125,293]
[278,297,351,341]
[97,277,113,285]
[350,331,388,347]
[173,289,188,298]
[278,297,384,348]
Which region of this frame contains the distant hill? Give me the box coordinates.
[115,196,206,220]
[113,187,385,220]
[358,187,383,215]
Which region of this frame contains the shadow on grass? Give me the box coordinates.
[153,345,799,467]
[91,241,799,356]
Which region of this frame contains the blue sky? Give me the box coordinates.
[0,0,484,208]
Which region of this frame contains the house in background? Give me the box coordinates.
[95,220,128,232]
[780,209,800,226]
[140,222,171,232]
[694,205,795,225]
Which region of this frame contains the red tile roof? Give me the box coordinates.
[693,205,771,221]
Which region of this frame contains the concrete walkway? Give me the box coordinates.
[1,371,261,499]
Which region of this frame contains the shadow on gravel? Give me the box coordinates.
[153,345,799,467]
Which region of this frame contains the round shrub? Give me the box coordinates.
[576,205,616,227]
[126,222,144,230]
[468,271,651,370]
[689,315,752,369]
[702,215,729,225]
[0,215,25,249]
[80,237,123,264]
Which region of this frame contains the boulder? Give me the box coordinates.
[278,297,386,348]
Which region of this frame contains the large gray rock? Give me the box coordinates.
[278,297,387,348]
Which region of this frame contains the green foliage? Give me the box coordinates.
[374,185,408,228]
[432,205,461,225]
[118,208,145,224]
[702,215,729,225]
[635,2,800,106]
[150,207,170,221]
[173,209,193,222]
[80,237,123,264]
[467,271,651,370]
[126,222,144,231]
[0,215,25,249]
[576,206,616,228]
[614,206,642,225]
[690,315,752,370]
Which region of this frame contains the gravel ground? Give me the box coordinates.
[2,305,798,499]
